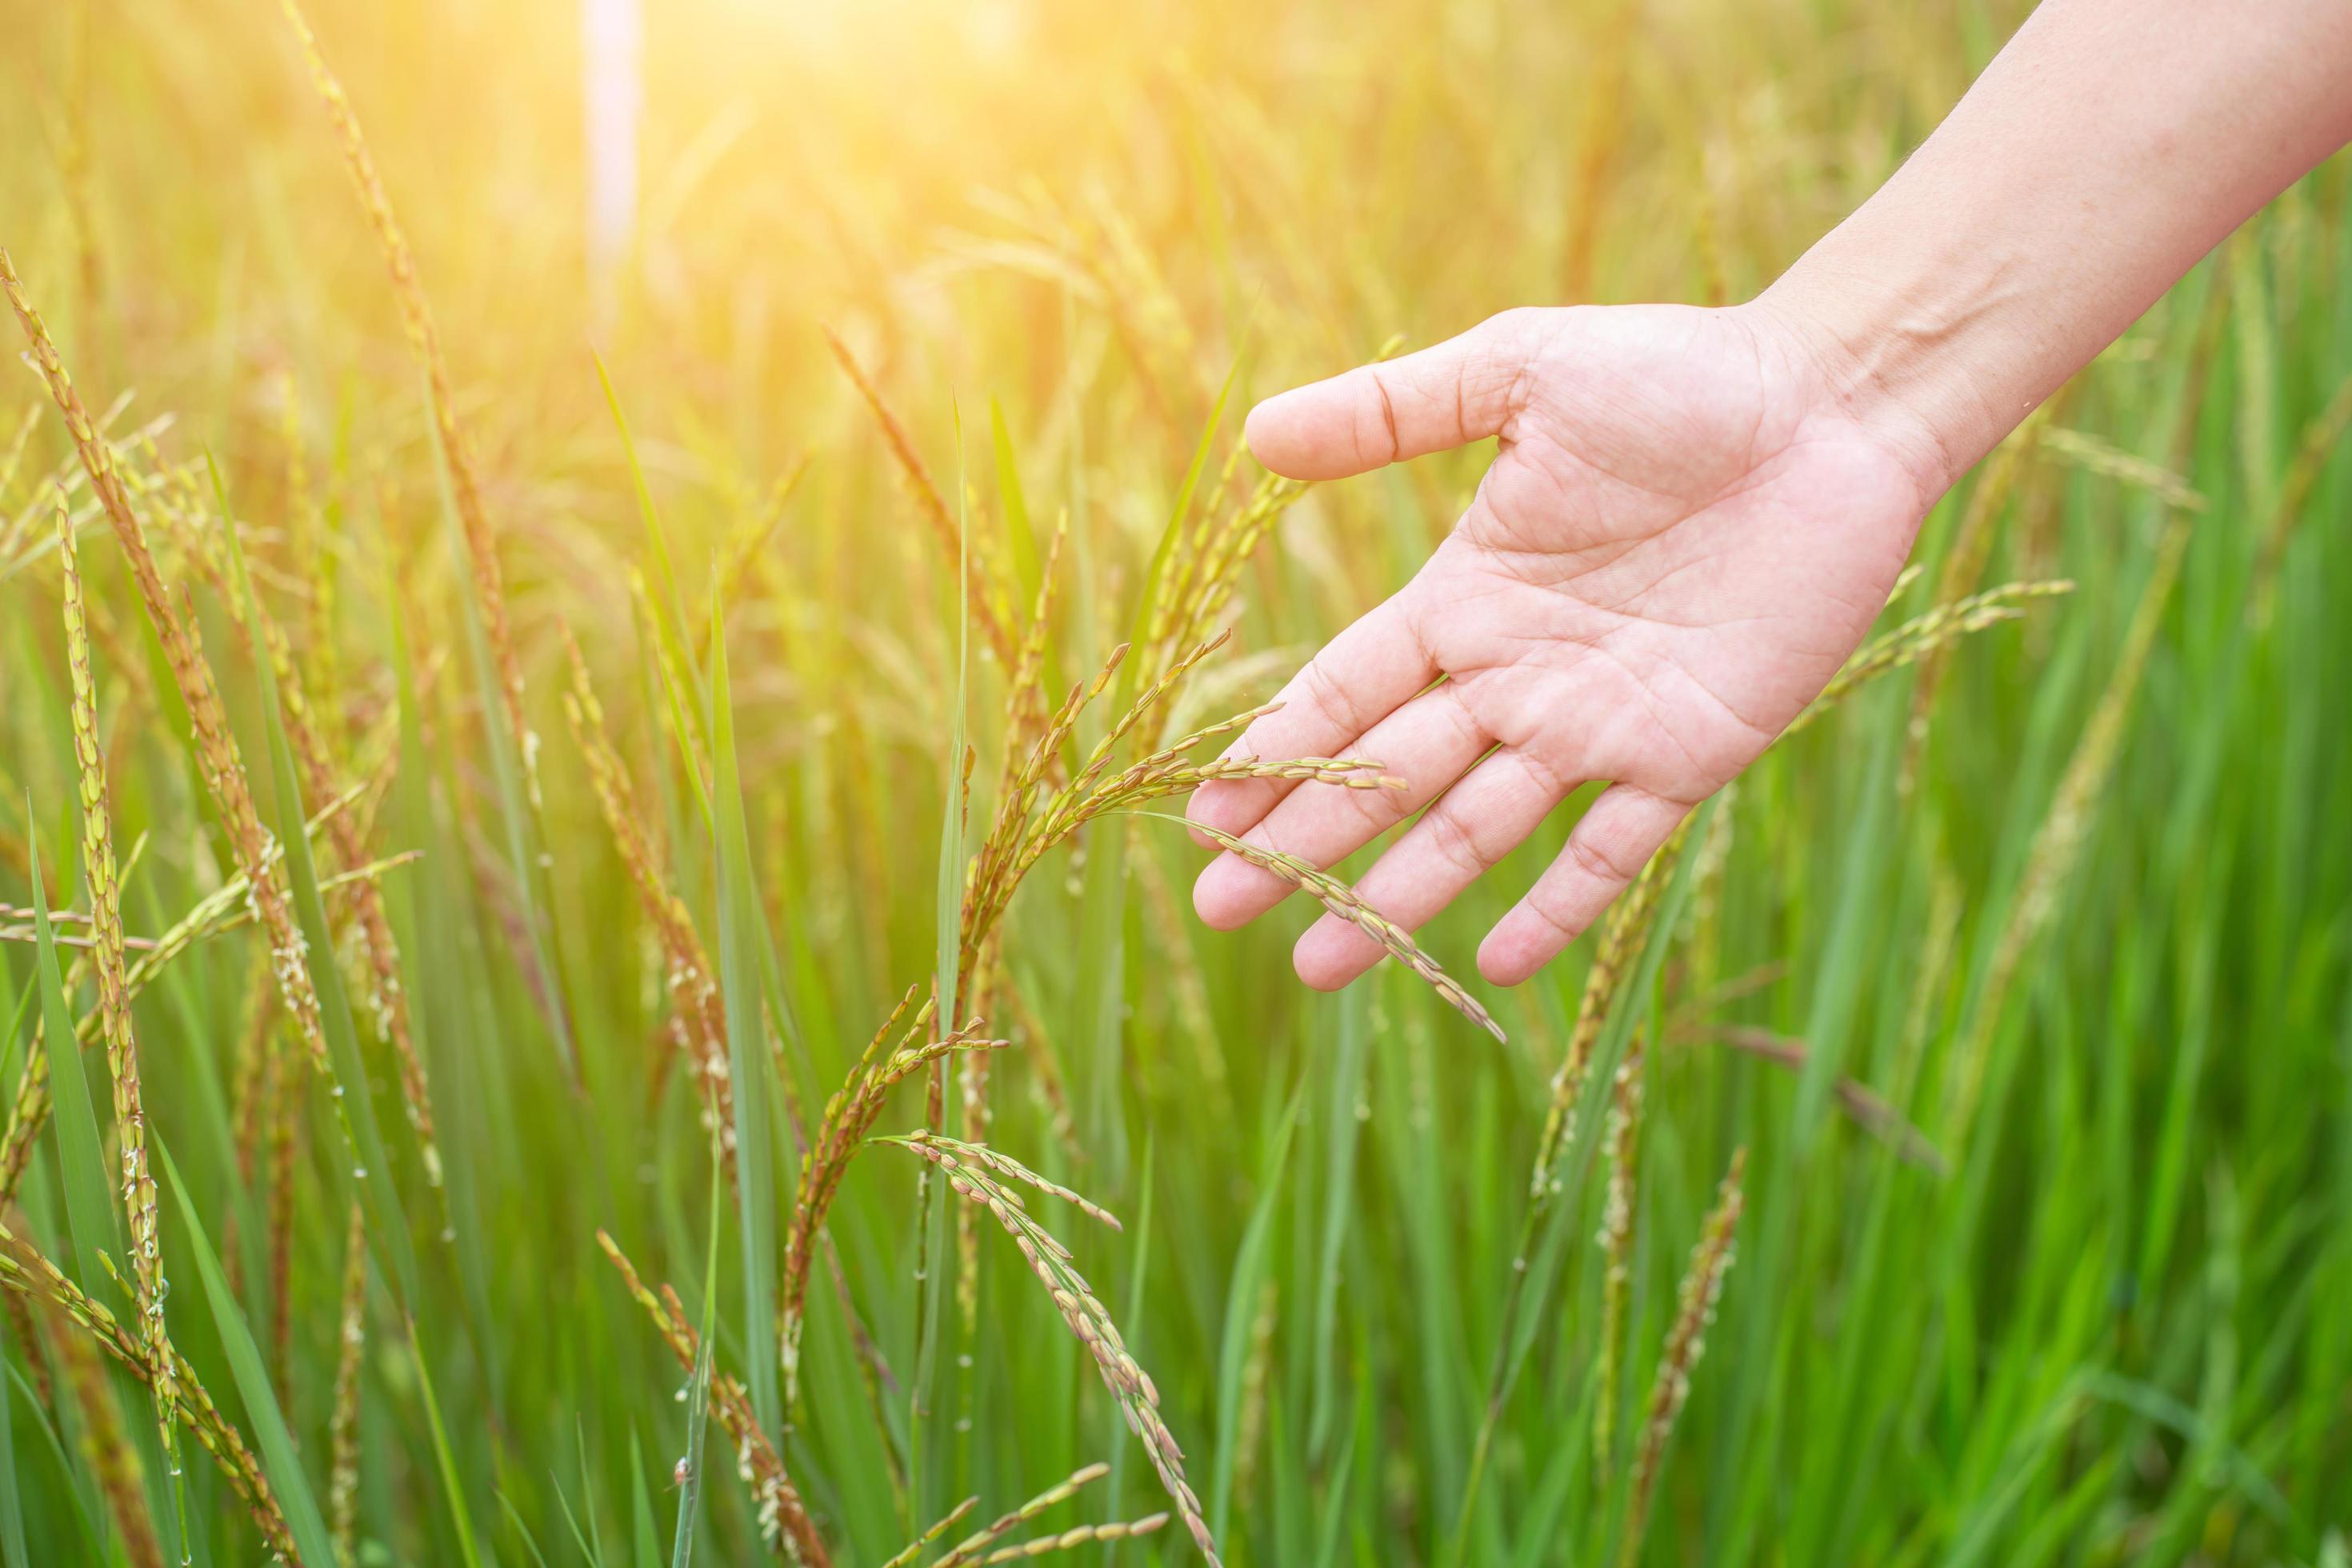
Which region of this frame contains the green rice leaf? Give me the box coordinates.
[1493,797,1718,1435]
[708,586,780,1444]
[0,971,32,1108]
[556,1420,607,1568]
[1792,703,1902,1147]
[413,1323,488,1568]
[991,398,1040,603]
[937,401,970,1031]
[1120,356,1238,702]
[498,1493,554,1568]
[629,1429,661,1568]
[1210,1080,1304,1538]
[158,1140,337,1568]
[597,354,710,745]
[22,818,121,1290]
[1308,982,1371,1460]
[990,398,1066,714]
[0,1274,30,1568]
[1102,1133,1154,1568]
[671,1125,727,1568]
[912,402,971,1525]
[4,1360,101,1559]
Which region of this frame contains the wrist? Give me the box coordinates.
[1747,248,2018,508]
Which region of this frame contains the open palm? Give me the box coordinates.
[1188,305,1934,988]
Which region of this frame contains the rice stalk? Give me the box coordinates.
[882,1134,1216,1564]
[1616,1147,1747,1568]
[594,1233,826,1565]
[1946,518,2190,1141]
[266,1022,303,1406]
[560,628,731,1146]
[987,517,1069,828]
[954,939,1010,1340]
[926,1466,1110,1568]
[0,800,402,1203]
[821,327,1014,666]
[149,459,446,1192]
[956,629,1288,986]
[328,1199,366,1568]
[2,250,339,1118]
[1527,822,1690,1202]
[274,0,533,770]
[1448,814,1700,1567]
[2254,359,2352,606]
[1681,778,1738,986]
[1591,1030,1647,1481]
[1900,419,2048,789]
[54,490,183,1494]
[780,988,1002,1410]
[966,1514,1170,1563]
[921,1462,1146,1568]
[275,368,344,716]
[46,1309,164,1568]
[0,401,39,506]
[998,972,1084,1166]
[1779,579,2076,747]
[1160,818,1496,1048]
[1665,1026,1945,1174]
[882,1497,978,1568]
[1128,846,1232,1109]
[1136,468,1306,729]
[0,1222,296,1559]
[1230,1278,1278,1514]
[2039,426,2207,514]
[222,947,278,1294]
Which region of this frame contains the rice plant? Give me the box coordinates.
[0,1,2346,1565]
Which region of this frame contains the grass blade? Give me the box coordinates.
[0,1253,30,1568]
[913,403,971,1524]
[629,1430,660,1568]
[937,402,970,1030]
[709,586,779,1445]
[22,822,122,1290]
[1210,1082,1303,1539]
[1118,357,1238,703]
[412,1326,488,1568]
[671,1130,726,1568]
[990,398,1067,719]
[158,1140,336,1568]
[596,354,708,741]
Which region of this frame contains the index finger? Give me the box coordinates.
[1186,592,1436,846]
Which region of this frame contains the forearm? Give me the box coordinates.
[1758,0,2352,495]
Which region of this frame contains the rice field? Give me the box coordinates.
[0,0,2347,1563]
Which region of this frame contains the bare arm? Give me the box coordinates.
[1190,0,2352,990]
[1762,0,2352,492]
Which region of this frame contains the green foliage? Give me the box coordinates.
[0,2,2346,1565]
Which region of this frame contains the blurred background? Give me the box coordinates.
[0,0,2346,1562]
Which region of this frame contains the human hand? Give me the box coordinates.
[1187,303,1942,989]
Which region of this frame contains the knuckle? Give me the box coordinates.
[1299,658,1358,733]
[1567,826,1638,888]
[1338,774,1403,834]
[1362,365,1404,463]
[1427,808,1488,879]
[1522,887,1584,943]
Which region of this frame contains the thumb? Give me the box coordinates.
[1243,309,1545,481]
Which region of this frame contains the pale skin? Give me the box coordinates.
[1188,0,2352,990]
